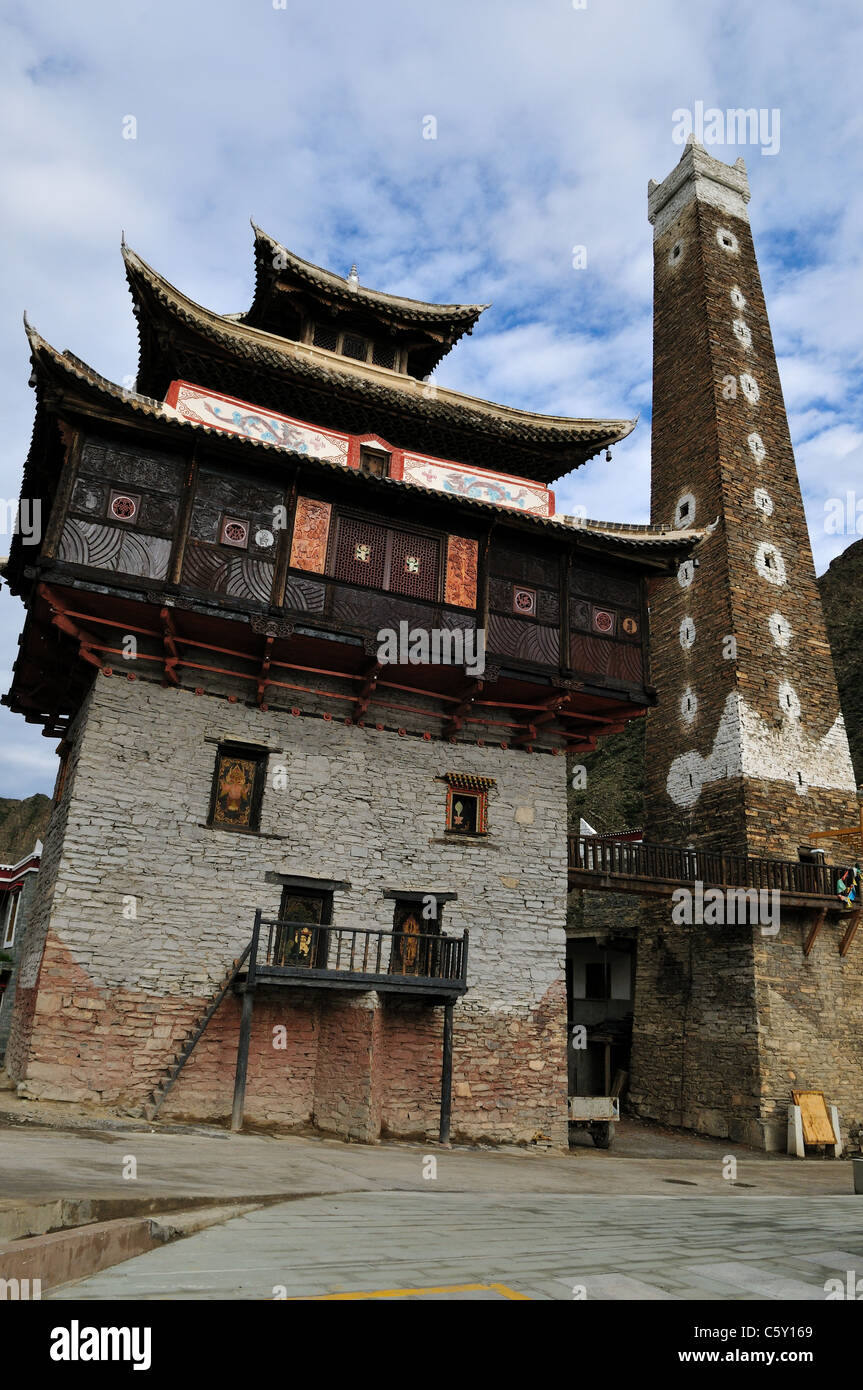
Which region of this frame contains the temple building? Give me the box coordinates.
[6,144,858,1151]
[1,214,694,1145]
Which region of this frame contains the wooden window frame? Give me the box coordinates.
[207,741,268,834]
[359,446,391,478]
[326,506,444,603]
[274,884,332,970]
[445,785,488,837]
[2,893,20,948]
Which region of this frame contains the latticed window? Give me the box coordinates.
[330,511,441,600]
[341,333,368,361]
[389,529,440,601]
[312,323,339,352]
[372,342,397,370]
[332,515,388,588]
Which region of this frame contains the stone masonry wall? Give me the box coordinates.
[9,672,569,1145]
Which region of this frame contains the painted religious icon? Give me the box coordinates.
[390,902,438,977]
[209,744,266,833]
[274,888,329,969]
[212,755,257,828]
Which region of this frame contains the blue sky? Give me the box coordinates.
[1,0,862,797]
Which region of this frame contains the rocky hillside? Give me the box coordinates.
[818,537,863,786]
[0,794,52,862]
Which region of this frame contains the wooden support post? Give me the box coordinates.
[231,909,261,1133]
[839,909,862,958]
[439,1000,455,1145]
[803,909,827,957]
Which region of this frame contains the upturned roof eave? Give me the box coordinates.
[248,222,490,328]
[18,326,701,576]
[121,243,637,471]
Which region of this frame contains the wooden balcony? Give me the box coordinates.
[240,913,469,1002]
[568,834,850,911]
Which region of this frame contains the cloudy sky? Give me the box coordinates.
[1,0,861,798]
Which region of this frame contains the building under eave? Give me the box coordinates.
[2,230,697,1144]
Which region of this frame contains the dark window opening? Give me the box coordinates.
[584,962,612,1001]
[313,323,339,352]
[208,743,268,833]
[341,333,368,362]
[372,342,397,370]
[390,898,440,977]
[359,446,390,478]
[445,787,488,836]
[273,886,331,969]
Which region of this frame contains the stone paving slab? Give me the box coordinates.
[49,1193,863,1301]
[0,1123,855,1210]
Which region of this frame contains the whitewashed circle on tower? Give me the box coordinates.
[778,681,801,720]
[716,227,740,254]
[755,542,786,585]
[730,287,747,310]
[680,687,698,724]
[748,432,767,462]
[768,612,792,648]
[677,560,695,589]
[679,616,696,650]
[739,373,760,404]
[732,319,753,349]
[667,750,705,809]
[674,492,697,529]
[753,488,774,516]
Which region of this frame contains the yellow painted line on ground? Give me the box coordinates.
[288,1282,530,1300]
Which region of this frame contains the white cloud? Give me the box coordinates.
[0,0,861,790]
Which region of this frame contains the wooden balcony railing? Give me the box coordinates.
[568,835,843,902]
[242,912,469,997]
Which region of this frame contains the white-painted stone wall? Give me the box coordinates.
[26,675,568,1010]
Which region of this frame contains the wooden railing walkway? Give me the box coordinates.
[568,835,844,904]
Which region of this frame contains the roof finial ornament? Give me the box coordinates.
[347,263,360,290]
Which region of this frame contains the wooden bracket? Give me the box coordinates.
[159,607,181,686]
[803,909,826,957]
[839,909,861,958]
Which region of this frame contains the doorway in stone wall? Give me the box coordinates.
[566,936,635,1101]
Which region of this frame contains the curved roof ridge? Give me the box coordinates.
[250,221,490,322]
[121,243,637,446]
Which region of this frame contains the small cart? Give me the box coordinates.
[568,1094,620,1148]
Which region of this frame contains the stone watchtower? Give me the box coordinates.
[629,142,862,1148]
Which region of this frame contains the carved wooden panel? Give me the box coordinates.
[78,438,186,496]
[72,438,186,540]
[188,467,282,559]
[329,584,434,633]
[288,497,332,575]
[181,540,275,603]
[57,519,171,580]
[571,633,643,684]
[444,535,478,609]
[570,566,640,607]
[283,576,327,613]
[487,614,560,665]
[490,543,558,588]
[490,576,559,624]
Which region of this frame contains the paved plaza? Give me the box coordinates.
[1,1106,860,1301]
[50,1192,863,1301]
